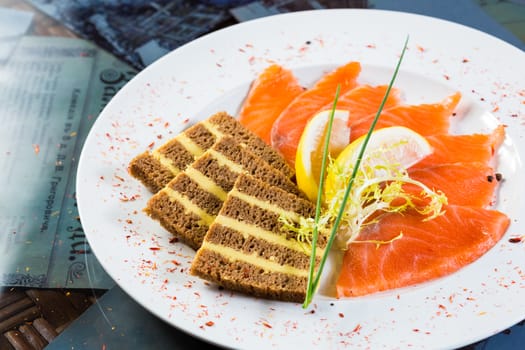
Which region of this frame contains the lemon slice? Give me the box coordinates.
[324,126,432,201]
[295,109,351,202]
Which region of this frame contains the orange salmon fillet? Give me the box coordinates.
[413,125,505,169]
[322,84,402,126]
[334,90,509,297]
[336,205,510,297]
[407,162,501,208]
[349,92,461,142]
[271,61,362,166]
[238,64,304,144]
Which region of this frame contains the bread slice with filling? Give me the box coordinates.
[190,174,326,303]
[145,136,302,250]
[129,111,294,193]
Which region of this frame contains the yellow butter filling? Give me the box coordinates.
[184,167,228,201]
[162,187,215,225]
[201,241,308,277]
[229,189,301,223]
[207,149,245,174]
[151,150,180,175]
[201,120,225,139]
[176,133,205,158]
[214,215,324,258]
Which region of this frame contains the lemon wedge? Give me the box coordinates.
[295,109,351,202]
[324,126,432,202]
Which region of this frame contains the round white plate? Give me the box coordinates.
[77,9,525,349]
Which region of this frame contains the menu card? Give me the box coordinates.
[0,35,136,289]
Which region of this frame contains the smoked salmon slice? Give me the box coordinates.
[238,64,304,144]
[407,162,501,208]
[413,125,505,169]
[349,92,462,142]
[321,84,402,127]
[336,205,510,298]
[271,61,362,166]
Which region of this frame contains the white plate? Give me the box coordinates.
[77,9,525,349]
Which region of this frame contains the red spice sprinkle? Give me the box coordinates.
[216,62,222,67]
[120,194,139,202]
[147,142,155,149]
[413,328,420,332]
[366,44,376,49]
[125,219,133,224]
[99,176,105,180]
[262,321,272,329]
[33,144,40,155]
[205,321,215,327]
[416,45,425,52]
[462,58,469,63]
[171,260,181,266]
[157,134,163,139]
[443,74,450,80]
[338,313,345,318]
[352,324,362,333]
[115,175,125,182]
[149,247,160,251]
[183,118,190,124]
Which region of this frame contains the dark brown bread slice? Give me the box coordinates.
[128,152,174,193]
[129,111,294,193]
[191,249,308,302]
[190,174,326,302]
[205,112,294,179]
[145,137,303,250]
[128,119,215,193]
